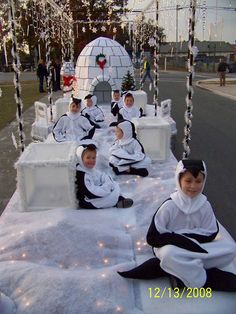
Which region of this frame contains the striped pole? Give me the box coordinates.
[182,0,197,159]
[9,0,25,153]
[153,0,159,116]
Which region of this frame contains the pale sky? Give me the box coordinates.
[128,0,236,44]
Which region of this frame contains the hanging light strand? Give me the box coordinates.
[153,0,159,116]
[8,0,25,153]
[183,0,197,159]
[44,2,53,122]
[132,24,137,66]
[139,13,145,90]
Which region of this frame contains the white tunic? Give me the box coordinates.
[109,120,151,172]
[52,112,94,142]
[75,145,120,208]
[81,106,106,128]
[119,104,140,121]
[147,160,236,288]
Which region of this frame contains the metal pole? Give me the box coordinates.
[176,5,179,64]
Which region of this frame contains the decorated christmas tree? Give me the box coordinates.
[121,70,136,92]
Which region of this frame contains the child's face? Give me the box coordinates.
[86,98,93,107]
[115,127,123,140]
[124,96,134,108]
[113,92,120,101]
[70,103,80,113]
[180,171,204,198]
[82,150,96,169]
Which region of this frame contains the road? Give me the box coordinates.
[142,71,236,238]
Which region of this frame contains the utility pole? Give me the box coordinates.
[176,4,179,64]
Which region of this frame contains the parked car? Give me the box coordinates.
[228,62,236,73]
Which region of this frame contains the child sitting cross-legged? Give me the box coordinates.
[118,92,142,121]
[118,160,236,292]
[109,120,151,177]
[81,94,106,128]
[111,90,123,117]
[75,141,133,209]
[52,97,95,142]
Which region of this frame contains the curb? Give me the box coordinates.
[195,81,236,101]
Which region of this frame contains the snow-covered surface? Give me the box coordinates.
[1,106,235,313]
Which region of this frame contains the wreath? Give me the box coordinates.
[96,53,106,70]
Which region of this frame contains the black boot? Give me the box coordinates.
[116,196,133,208]
[169,275,186,289]
[117,258,167,279]
[109,164,130,175]
[130,167,149,177]
[204,268,236,291]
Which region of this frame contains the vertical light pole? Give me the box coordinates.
[182,0,197,159]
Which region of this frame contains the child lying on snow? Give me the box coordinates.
[118,92,142,121]
[109,120,151,177]
[75,141,133,209]
[81,94,106,129]
[118,160,236,291]
[52,97,95,142]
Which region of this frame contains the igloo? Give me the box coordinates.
[75,36,134,104]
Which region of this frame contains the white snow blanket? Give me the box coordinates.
[0,106,235,314]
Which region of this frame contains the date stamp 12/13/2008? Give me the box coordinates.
[148,287,212,299]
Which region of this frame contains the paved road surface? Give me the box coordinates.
[142,71,236,238]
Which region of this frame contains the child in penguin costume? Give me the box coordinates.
[111,90,123,117]
[109,120,151,177]
[81,94,106,129]
[118,160,236,291]
[118,92,142,122]
[52,97,95,142]
[75,141,133,209]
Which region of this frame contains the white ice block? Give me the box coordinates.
[31,101,54,141]
[129,90,147,114]
[15,142,77,211]
[132,117,171,161]
[54,97,70,121]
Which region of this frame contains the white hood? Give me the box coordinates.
[170,160,207,215]
[117,120,135,145]
[76,140,98,173]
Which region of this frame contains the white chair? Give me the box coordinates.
[31,101,54,141]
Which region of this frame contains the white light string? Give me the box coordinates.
[139,13,145,90]
[44,2,53,122]
[8,0,25,153]
[153,0,159,116]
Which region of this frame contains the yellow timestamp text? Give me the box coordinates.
[148,287,212,299]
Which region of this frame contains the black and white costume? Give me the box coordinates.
[111,98,123,117]
[118,94,141,121]
[81,95,106,128]
[75,144,120,209]
[146,160,236,288]
[109,120,151,173]
[53,111,95,142]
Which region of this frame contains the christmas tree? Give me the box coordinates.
[121,71,136,92]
